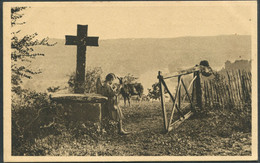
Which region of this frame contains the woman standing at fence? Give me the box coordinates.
[101,73,130,135]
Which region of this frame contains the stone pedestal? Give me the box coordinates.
[50,93,107,126]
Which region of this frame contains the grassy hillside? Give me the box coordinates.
[12,101,251,156]
[23,35,251,92]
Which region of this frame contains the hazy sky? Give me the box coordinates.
[10,1,254,40]
[5,2,256,93]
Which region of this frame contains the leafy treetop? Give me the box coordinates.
[11,7,56,94]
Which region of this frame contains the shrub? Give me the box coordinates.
[11,89,62,155]
[67,67,103,93]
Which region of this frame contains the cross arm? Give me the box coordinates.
[65,35,78,45]
[65,36,99,46]
[84,37,99,46]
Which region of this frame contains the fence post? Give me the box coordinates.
[194,71,202,112]
[158,71,168,132]
[178,76,181,115]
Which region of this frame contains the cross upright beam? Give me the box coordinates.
[65,25,99,93]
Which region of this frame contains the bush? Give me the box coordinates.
[11,89,62,155]
[11,88,114,155]
[67,67,103,93]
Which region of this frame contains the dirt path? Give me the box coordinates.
[105,101,252,156]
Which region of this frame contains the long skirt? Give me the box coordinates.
[109,105,124,121]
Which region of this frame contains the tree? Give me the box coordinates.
[68,67,103,93]
[122,73,138,84]
[11,7,56,94]
[147,82,161,101]
[147,82,168,101]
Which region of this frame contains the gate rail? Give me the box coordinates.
[158,63,212,133]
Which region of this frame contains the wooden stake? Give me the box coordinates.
[194,71,202,111]
[158,71,168,132]
[178,76,181,113]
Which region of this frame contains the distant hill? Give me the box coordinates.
[217,59,251,78]
[23,35,251,92]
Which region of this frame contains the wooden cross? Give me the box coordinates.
[65,25,99,93]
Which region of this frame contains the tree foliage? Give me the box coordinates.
[121,73,138,84]
[147,82,160,100]
[11,7,56,94]
[147,82,168,101]
[68,67,103,93]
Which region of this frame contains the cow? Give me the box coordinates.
[118,77,144,106]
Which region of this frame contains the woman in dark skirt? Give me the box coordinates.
[102,73,130,135]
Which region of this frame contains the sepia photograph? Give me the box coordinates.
[3,1,258,162]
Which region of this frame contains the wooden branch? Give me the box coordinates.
[163,66,201,79]
[181,79,194,111]
[163,65,212,80]
[181,75,197,104]
[160,78,184,118]
[158,71,168,131]
[168,111,193,132]
[194,71,202,110]
[178,76,181,116]
[188,76,197,91]
[167,79,182,131]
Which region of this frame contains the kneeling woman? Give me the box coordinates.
[102,73,130,135]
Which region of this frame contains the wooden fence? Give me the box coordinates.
[158,65,209,133]
[203,70,251,109]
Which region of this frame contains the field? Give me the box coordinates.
[13,101,251,156]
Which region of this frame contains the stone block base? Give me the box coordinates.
[50,93,108,128]
[61,102,102,123]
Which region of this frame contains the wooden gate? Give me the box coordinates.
[158,63,212,133]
